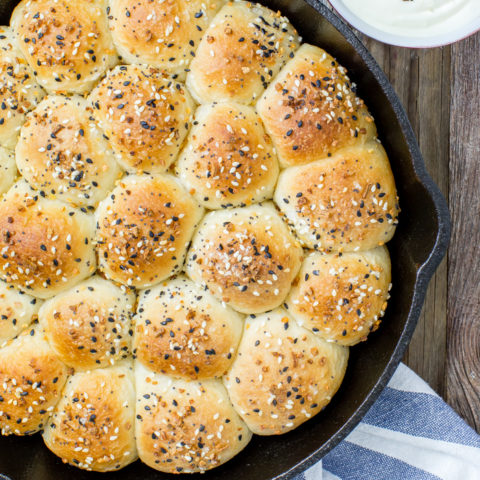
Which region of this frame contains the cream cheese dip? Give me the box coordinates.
[341,0,479,38]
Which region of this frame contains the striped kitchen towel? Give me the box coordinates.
[298,363,480,480]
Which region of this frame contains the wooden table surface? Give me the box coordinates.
[356,31,480,432]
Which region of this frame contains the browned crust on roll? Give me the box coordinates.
[0,181,96,298]
[95,174,204,288]
[257,44,377,167]
[135,364,252,473]
[186,203,303,314]
[224,308,348,435]
[134,275,243,380]
[0,282,40,346]
[186,1,300,104]
[274,142,400,252]
[107,0,221,76]
[11,0,118,94]
[90,65,194,173]
[39,276,136,370]
[176,102,279,209]
[286,247,392,346]
[43,362,137,472]
[0,327,70,436]
[15,95,121,207]
[0,27,45,149]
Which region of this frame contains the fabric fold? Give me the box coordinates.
[297,363,480,480]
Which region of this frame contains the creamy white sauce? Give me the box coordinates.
[341,0,479,37]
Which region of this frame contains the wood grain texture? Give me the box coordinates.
[447,33,480,431]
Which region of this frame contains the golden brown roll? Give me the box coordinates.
[43,361,137,472]
[224,308,348,435]
[0,327,69,436]
[95,174,204,288]
[186,202,303,314]
[176,102,279,209]
[0,181,97,298]
[90,65,194,174]
[274,143,400,252]
[107,0,221,77]
[15,95,121,207]
[186,1,300,104]
[134,275,243,380]
[0,26,45,149]
[11,0,118,94]
[135,362,252,473]
[0,282,40,346]
[0,1,402,472]
[257,44,377,167]
[39,276,136,370]
[0,146,16,194]
[286,247,391,346]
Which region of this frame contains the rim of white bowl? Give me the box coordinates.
[328,0,480,48]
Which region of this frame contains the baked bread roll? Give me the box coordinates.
[135,362,252,473]
[224,308,348,435]
[39,276,136,370]
[43,361,137,472]
[0,327,69,436]
[0,282,40,346]
[11,0,117,94]
[286,247,391,346]
[90,65,194,173]
[186,203,303,314]
[15,95,121,207]
[186,1,300,104]
[257,44,377,167]
[274,143,400,252]
[0,181,96,298]
[134,275,243,380]
[0,146,16,194]
[0,1,402,473]
[0,26,44,149]
[176,102,279,209]
[107,0,221,77]
[95,174,204,288]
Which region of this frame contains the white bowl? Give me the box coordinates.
[328,0,480,48]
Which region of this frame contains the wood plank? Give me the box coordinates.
[447,32,480,431]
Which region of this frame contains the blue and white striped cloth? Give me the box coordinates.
[297,363,480,480]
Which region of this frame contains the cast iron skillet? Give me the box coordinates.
[0,0,450,479]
